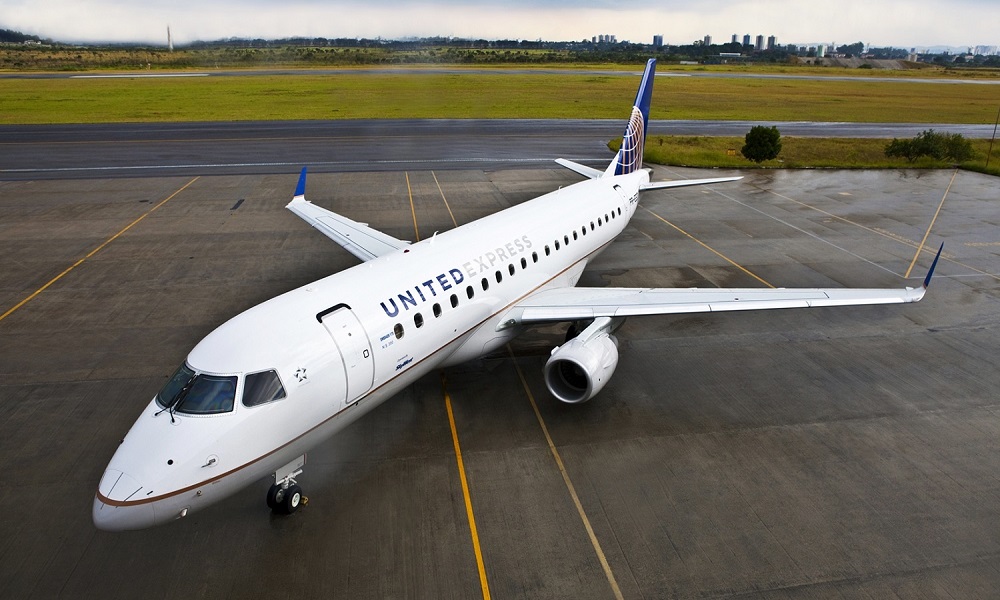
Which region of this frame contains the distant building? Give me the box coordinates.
[703,35,712,46]
[731,34,738,44]
[767,35,777,50]
[817,44,827,58]
[653,34,663,48]
[743,34,751,47]
[755,35,764,51]
[592,36,597,44]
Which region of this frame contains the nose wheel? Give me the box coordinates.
[267,482,305,514]
[267,454,308,515]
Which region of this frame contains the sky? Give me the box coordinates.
[2,0,998,49]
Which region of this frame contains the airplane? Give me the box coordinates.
[93,58,941,531]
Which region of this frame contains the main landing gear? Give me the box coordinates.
[267,455,308,515]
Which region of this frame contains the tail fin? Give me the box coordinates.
[606,58,656,177]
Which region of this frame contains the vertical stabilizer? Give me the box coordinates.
[606,58,656,177]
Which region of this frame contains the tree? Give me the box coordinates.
[885,129,974,163]
[741,126,782,163]
[837,42,865,56]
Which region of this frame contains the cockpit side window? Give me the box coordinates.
[243,370,287,408]
[175,374,238,415]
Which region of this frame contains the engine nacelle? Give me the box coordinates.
[544,332,619,404]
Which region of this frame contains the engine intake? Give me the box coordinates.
[544,332,619,404]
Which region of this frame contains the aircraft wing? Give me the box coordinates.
[286,168,409,262]
[503,243,943,325]
[502,284,927,325]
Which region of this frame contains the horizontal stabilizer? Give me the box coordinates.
[640,176,743,191]
[555,158,604,180]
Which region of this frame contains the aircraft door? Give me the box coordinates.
[319,305,374,404]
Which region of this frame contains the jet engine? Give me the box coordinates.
[544,317,620,404]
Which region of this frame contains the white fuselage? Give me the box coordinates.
[93,169,648,530]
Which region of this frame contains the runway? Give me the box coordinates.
[4,66,1000,86]
[1,157,998,597]
[2,119,998,181]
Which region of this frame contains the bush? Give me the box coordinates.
[741,125,782,163]
[884,129,974,163]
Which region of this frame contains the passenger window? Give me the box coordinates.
[243,370,286,408]
[590,222,595,231]
[481,277,489,291]
[555,240,560,250]
[508,264,515,276]
[532,252,538,263]
[414,313,424,328]
[545,245,551,256]
[433,303,442,318]
[521,257,527,269]
[466,285,474,299]
[573,231,579,240]
[564,235,569,245]
[598,217,602,226]
[450,294,458,308]
[394,323,404,339]
[605,213,609,222]
[496,270,502,283]
[617,207,622,216]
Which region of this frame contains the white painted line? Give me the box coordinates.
[1,157,596,174]
[70,73,210,79]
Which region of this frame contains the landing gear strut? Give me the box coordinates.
[267,455,307,515]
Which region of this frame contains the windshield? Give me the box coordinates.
[156,364,195,409]
[155,364,237,415]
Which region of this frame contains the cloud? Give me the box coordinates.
[1,0,997,47]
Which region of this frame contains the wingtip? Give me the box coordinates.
[922,242,944,289]
[293,167,308,200]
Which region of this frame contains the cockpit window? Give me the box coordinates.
[243,370,286,407]
[176,374,237,414]
[155,363,237,415]
[156,364,196,410]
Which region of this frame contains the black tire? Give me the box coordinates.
[280,484,303,515]
[266,484,282,510]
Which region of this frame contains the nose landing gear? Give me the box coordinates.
[267,455,308,515]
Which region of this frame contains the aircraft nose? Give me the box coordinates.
[92,469,155,531]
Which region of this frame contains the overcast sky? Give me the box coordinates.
[3,0,997,49]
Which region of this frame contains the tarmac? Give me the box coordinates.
[1,165,998,599]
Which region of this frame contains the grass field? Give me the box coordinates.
[2,71,1000,125]
[624,135,1000,176]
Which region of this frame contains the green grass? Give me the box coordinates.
[3,71,1000,124]
[621,135,1000,174]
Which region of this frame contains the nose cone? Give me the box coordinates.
[92,469,155,531]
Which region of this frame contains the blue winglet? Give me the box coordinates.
[923,242,944,288]
[294,167,308,198]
